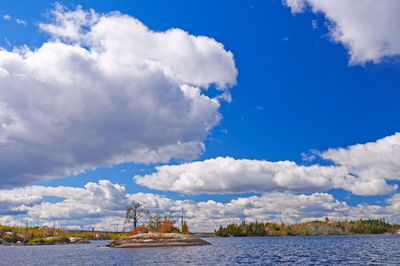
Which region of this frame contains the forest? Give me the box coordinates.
[215,218,400,237]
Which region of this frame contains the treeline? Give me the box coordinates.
[215,218,400,237]
[0,224,122,245]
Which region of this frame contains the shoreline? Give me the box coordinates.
[0,237,90,246]
[213,232,400,238]
[2,232,399,246]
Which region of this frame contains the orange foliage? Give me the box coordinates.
[129,226,143,235]
[159,221,173,233]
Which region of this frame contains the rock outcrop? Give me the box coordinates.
[69,237,90,244]
[106,233,211,248]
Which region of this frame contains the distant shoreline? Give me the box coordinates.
[212,232,399,238]
[215,219,400,237]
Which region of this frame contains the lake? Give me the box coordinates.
[1,234,400,265]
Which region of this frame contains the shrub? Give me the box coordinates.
[28,238,49,245]
[128,226,147,235]
[57,236,70,243]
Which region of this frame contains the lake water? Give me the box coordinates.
[1,234,400,265]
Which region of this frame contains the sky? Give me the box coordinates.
[1,0,400,232]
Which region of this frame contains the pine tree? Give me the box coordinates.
[182,222,189,234]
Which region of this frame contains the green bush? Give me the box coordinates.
[28,238,49,245]
[57,236,70,243]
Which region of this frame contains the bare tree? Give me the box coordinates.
[181,207,184,232]
[154,214,162,231]
[124,200,149,229]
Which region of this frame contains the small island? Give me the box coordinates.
[106,232,210,248]
[106,200,210,248]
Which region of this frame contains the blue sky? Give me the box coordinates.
[1,0,400,231]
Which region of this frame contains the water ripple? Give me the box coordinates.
[0,234,400,265]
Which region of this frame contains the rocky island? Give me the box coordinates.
[106,233,211,248]
[0,233,90,246]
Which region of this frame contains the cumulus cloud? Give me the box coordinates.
[283,0,400,64]
[135,133,400,196]
[0,192,42,216]
[0,216,27,227]
[135,157,351,194]
[134,154,398,196]
[0,180,130,230]
[0,180,399,232]
[0,180,125,218]
[0,5,237,187]
[321,132,400,195]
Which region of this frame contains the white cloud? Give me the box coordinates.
[0,216,26,227]
[0,192,42,215]
[0,5,237,188]
[0,180,131,230]
[134,156,350,194]
[15,18,26,26]
[301,150,317,163]
[27,182,128,221]
[39,4,98,41]
[135,134,400,196]
[0,180,399,232]
[283,0,400,64]
[135,133,400,196]
[1,14,27,26]
[321,132,400,195]
[138,157,394,196]
[283,0,307,13]
[39,4,237,89]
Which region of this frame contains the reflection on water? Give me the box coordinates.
[0,234,400,265]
